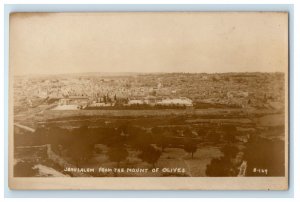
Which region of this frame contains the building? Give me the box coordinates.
[157,98,193,107]
[54,96,89,110]
[127,97,193,107]
[128,99,145,105]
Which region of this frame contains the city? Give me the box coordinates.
[14,72,285,112]
[13,72,286,177]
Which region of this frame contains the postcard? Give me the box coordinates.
[9,12,288,190]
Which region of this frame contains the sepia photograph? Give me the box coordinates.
[9,12,289,190]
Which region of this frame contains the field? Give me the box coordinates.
[13,105,286,177]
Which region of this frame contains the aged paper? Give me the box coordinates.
[9,12,288,190]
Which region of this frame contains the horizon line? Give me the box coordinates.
[14,71,286,77]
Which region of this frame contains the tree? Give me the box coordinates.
[221,145,239,159]
[205,145,239,176]
[14,162,39,177]
[67,126,94,167]
[197,128,207,138]
[152,127,170,151]
[127,127,151,151]
[183,128,194,138]
[222,125,237,143]
[205,130,221,143]
[138,145,161,168]
[107,146,128,167]
[183,139,197,159]
[206,157,233,176]
[157,131,170,152]
[102,127,123,146]
[117,123,129,135]
[131,133,150,151]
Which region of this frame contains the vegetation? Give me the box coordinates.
[152,127,170,151]
[107,146,129,167]
[206,145,239,176]
[183,139,197,159]
[14,161,39,177]
[85,103,187,110]
[14,113,285,177]
[138,145,162,168]
[244,136,284,176]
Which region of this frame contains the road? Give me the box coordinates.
[14,123,35,132]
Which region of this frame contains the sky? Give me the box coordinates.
[10,12,288,75]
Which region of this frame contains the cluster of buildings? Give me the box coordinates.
[13,72,285,111]
[127,97,193,107]
[52,95,193,110]
[55,96,90,110]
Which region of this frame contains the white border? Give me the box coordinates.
[1,0,299,200]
